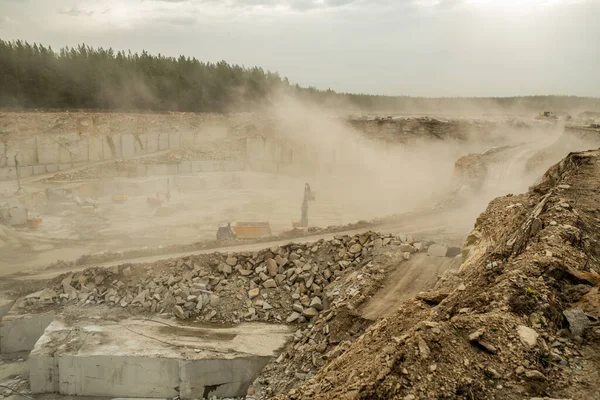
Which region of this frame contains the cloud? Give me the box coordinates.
[0,16,18,25]
[58,6,95,17]
[289,0,319,11]
[202,0,361,10]
[326,0,358,6]
[153,15,197,25]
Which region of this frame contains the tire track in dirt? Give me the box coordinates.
[361,252,460,320]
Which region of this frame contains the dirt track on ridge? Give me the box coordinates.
[361,253,460,320]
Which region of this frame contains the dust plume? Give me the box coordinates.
[259,94,479,220]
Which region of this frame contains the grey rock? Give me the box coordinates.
[266,258,278,277]
[517,325,539,348]
[293,303,304,313]
[525,370,546,380]
[563,309,591,337]
[417,335,430,359]
[310,296,323,311]
[286,312,301,323]
[62,275,77,295]
[485,367,501,379]
[302,307,319,318]
[427,244,448,257]
[263,279,277,288]
[173,305,186,319]
[468,328,485,342]
[349,243,362,254]
[399,244,416,253]
[226,256,238,266]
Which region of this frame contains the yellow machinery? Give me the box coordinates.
[535,111,558,121]
[217,222,272,241]
[112,194,128,204]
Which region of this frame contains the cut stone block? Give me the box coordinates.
[0,296,15,320]
[0,311,54,353]
[30,317,290,399]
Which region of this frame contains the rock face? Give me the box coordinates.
[281,149,600,400]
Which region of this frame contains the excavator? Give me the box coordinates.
[535,111,558,121]
[216,183,315,241]
[292,183,316,229]
[147,178,171,207]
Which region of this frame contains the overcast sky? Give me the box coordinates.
[0,0,598,97]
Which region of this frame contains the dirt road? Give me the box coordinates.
[6,202,475,281]
[361,253,460,320]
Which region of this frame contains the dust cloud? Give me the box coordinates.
[257,94,565,227]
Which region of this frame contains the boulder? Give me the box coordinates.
[399,244,416,253]
[266,259,278,277]
[517,325,538,348]
[226,256,238,266]
[427,244,448,257]
[302,307,319,318]
[287,312,301,323]
[263,279,277,288]
[349,244,362,254]
[563,308,591,337]
[173,305,186,319]
[310,296,323,311]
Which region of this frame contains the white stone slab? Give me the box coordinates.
[30,317,290,399]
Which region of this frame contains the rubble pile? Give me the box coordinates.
[37,232,428,326]
[50,219,378,270]
[278,149,600,400]
[258,241,427,398]
[47,161,123,181]
[347,117,532,146]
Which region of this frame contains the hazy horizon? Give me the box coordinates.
[1,0,599,98]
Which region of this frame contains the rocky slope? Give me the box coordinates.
[279,149,600,400]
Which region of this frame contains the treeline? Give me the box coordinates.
[1,39,599,113]
[0,40,291,111]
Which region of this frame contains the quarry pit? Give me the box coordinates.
[1,108,600,400]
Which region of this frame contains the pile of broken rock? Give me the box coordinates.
[28,231,440,327]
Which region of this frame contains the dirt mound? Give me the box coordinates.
[280,149,600,400]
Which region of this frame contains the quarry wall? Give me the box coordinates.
[0,111,499,181]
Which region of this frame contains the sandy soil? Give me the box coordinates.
[361,253,460,320]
